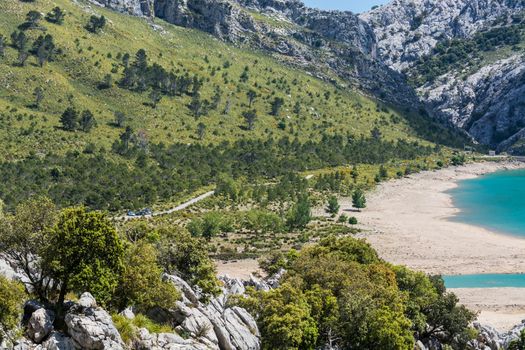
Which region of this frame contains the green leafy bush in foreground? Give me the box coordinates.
[237,236,476,350]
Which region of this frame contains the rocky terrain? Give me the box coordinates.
[362,0,525,153]
[7,275,261,350]
[361,0,525,70]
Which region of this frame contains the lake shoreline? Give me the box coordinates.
[346,161,525,331]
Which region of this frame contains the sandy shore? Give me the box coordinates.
[345,161,525,331]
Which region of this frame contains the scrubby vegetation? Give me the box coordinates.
[0,195,476,349]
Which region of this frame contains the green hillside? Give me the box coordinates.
[0,0,465,211]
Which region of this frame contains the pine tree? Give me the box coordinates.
[326,195,340,217]
[352,189,366,212]
[197,122,206,140]
[10,31,28,51]
[79,110,96,132]
[242,109,257,131]
[114,112,126,128]
[0,35,5,58]
[32,35,55,67]
[33,87,44,109]
[60,107,78,131]
[45,7,65,25]
[86,15,106,33]
[247,89,257,107]
[239,66,249,83]
[271,97,285,116]
[189,93,203,119]
[286,195,312,231]
[25,11,42,29]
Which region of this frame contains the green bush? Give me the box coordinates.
[243,209,284,233]
[337,214,348,223]
[43,207,124,307]
[114,241,180,312]
[0,276,25,342]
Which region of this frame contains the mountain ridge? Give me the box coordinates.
[91,0,525,153]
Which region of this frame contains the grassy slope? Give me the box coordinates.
[0,0,434,159]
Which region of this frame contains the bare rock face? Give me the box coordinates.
[27,308,55,344]
[360,0,525,71]
[358,0,525,152]
[64,295,124,350]
[154,0,257,41]
[136,328,211,349]
[469,321,525,349]
[161,275,260,350]
[41,332,76,350]
[88,0,154,16]
[419,54,525,152]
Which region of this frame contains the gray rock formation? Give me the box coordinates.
[65,294,125,350]
[136,328,212,349]
[360,0,525,152]
[27,308,55,344]
[14,278,259,350]
[163,275,260,350]
[88,0,154,16]
[468,321,525,349]
[361,0,525,70]
[418,54,525,152]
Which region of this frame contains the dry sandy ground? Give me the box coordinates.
[215,259,262,280]
[452,288,525,331]
[345,161,525,331]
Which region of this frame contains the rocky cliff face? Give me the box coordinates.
[419,54,525,151]
[361,0,525,153]
[89,0,154,16]
[361,0,525,71]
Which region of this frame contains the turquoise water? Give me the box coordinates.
[444,169,525,288]
[448,168,525,237]
[444,274,525,288]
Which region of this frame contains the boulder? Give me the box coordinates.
[41,332,75,350]
[223,308,259,349]
[27,308,55,343]
[163,274,261,350]
[65,306,124,350]
[78,292,97,309]
[247,275,270,291]
[119,307,135,320]
[136,328,211,350]
[172,301,218,346]
[164,274,201,304]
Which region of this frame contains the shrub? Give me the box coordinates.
[114,241,180,311]
[0,276,25,343]
[338,214,348,223]
[243,209,284,234]
[348,217,358,225]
